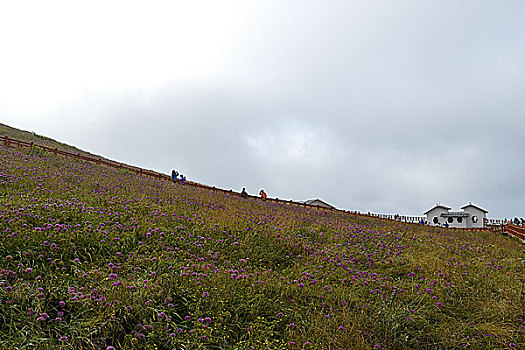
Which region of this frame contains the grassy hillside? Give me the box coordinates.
[0,143,524,349]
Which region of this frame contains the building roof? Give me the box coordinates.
[304,199,335,209]
[460,203,489,213]
[423,204,452,215]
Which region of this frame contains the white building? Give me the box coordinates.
[424,203,488,228]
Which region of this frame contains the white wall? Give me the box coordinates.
[442,215,468,228]
[426,207,449,226]
[462,206,487,228]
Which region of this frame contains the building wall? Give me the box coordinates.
[461,207,486,228]
[442,215,468,228]
[426,207,449,226]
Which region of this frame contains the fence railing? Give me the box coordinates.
[0,135,339,212]
[485,218,508,226]
[370,213,425,224]
[1,135,522,242]
[504,224,525,242]
[1,135,171,181]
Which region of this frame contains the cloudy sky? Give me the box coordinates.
[1,0,524,218]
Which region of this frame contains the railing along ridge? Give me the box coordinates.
[1,135,522,241]
[503,224,525,243]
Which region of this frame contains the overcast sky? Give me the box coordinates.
[1,0,524,218]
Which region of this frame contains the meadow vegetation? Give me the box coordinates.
[0,144,524,349]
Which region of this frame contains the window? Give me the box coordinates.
[448,217,453,223]
[472,216,478,223]
[457,217,463,223]
[433,216,439,224]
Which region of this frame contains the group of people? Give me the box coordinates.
[171,169,268,200]
[171,170,186,183]
[241,187,267,200]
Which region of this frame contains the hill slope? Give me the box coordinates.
[0,139,524,349]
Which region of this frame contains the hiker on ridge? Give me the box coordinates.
[171,170,179,182]
[241,188,248,198]
[259,189,267,200]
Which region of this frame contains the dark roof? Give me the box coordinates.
[441,212,469,218]
[460,203,489,213]
[423,204,452,215]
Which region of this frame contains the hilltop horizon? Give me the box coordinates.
[1,122,518,220]
[0,122,516,220]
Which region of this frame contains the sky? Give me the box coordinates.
[1,0,524,218]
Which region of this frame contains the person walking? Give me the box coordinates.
[259,189,267,200]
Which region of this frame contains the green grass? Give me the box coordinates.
[0,140,523,349]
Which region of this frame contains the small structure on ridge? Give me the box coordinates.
[303,199,335,209]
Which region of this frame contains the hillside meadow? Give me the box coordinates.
[0,144,524,349]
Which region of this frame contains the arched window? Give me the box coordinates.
[457,217,463,223]
[433,216,439,224]
[472,216,478,223]
[447,217,453,223]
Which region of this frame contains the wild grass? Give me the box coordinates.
[0,145,524,349]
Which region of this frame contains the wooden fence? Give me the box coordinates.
[504,224,525,243]
[0,135,334,211]
[1,135,171,181]
[1,135,523,243]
